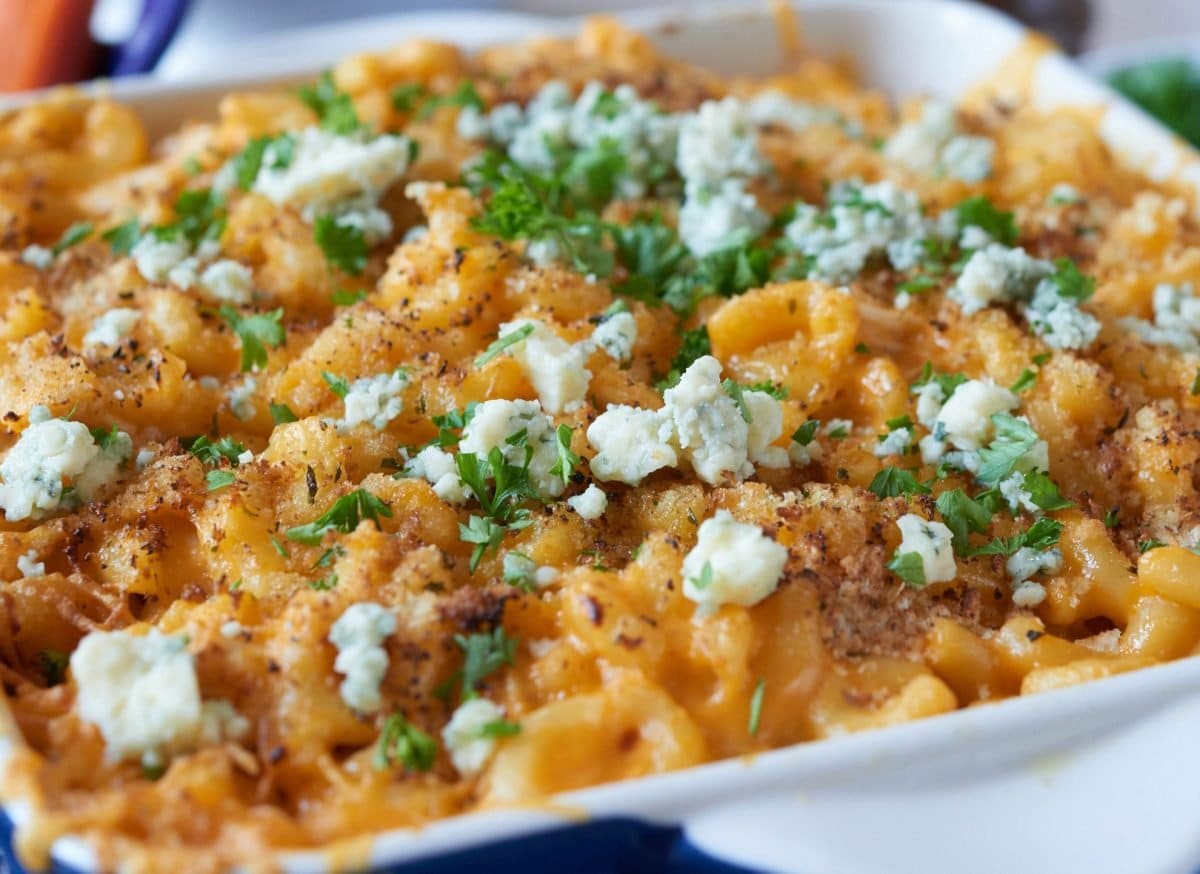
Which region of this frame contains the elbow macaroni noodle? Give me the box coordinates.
[0,18,1198,872]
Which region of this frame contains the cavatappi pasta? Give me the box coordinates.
[1,16,1200,873]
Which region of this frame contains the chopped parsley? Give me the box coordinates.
[935,488,996,556]
[792,420,819,446]
[868,467,929,499]
[690,560,714,590]
[438,627,519,702]
[886,551,926,587]
[322,371,351,400]
[1020,470,1074,512]
[971,517,1063,557]
[1044,257,1096,303]
[748,678,766,736]
[269,402,299,424]
[298,71,363,135]
[37,649,69,686]
[746,380,788,399]
[476,323,534,367]
[156,188,226,248]
[391,83,429,112]
[976,413,1038,486]
[285,488,393,544]
[314,215,368,276]
[219,306,286,372]
[418,81,485,120]
[52,221,93,256]
[1139,539,1167,553]
[102,219,142,255]
[331,288,367,306]
[478,719,522,738]
[88,424,124,453]
[187,435,247,466]
[205,469,236,491]
[548,424,579,485]
[954,196,1018,246]
[721,379,752,423]
[375,712,437,771]
[231,133,296,190]
[911,362,967,399]
[657,326,710,390]
[1010,368,1037,394]
[455,447,540,571]
[612,217,689,302]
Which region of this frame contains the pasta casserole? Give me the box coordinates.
[0,16,1199,873]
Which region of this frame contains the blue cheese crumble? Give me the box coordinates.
[894,514,957,584]
[884,101,995,182]
[0,406,132,521]
[329,602,396,714]
[681,510,788,610]
[335,369,408,432]
[71,629,248,765]
[442,697,507,776]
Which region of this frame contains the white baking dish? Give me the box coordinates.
[3,2,1200,872]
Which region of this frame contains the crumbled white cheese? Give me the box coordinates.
[895,514,957,584]
[442,697,506,776]
[783,180,930,283]
[745,90,842,132]
[1047,183,1084,205]
[404,445,469,504]
[1025,281,1101,350]
[874,426,912,458]
[586,404,677,485]
[567,483,608,520]
[678,177,769,256]
[328,602,396,714]
[236,449,254,465]
[132,235,192,284]
[197,260,254,304]
[16,549,43,578]
[1011,581,1047,608]
[949,244,1052,316]
[884,101,995,182]
[252,126,411,222]
[20,245,53,270]
[998,471,1039,514]
[1007,545,1063,585]
[497,320,591,414]
[0,406,131,521]
[459,399,565,499]
[932,379,1018,451]
[677,97,767,190]
[534,566,561,587]
[744,390,789,468]
[592,311,638,362]
[335,369,408,432]
[824,418,853,436]
[227,377,257,422]
[135,448,156,470]
[82,308,140,351]
[502,551,537,588]
[662,355,754,484]
[1119,282,1200,352]
[220,620,244,638]
[72,629,246,764]
[681,510,788,609]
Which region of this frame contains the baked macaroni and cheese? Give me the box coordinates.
[1,16,1199,872]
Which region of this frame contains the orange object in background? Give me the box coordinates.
[0,0,99,92]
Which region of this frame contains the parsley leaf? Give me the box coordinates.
[612,217,689,302]
[1107,59,1200,149]
[375,712,437,772]
[976,413,1038,486]
[1139,539,1167,553]
[206,469,236,491]
[748,678,766,736]
[270,402,299,424]
[37,649,68,687]
[971,517,1063,556]
[418,81,485,120]
[1021,470,1074,511]
[721,379,752,423]
[231,133,296,190]
[52,221,93,255]
[954,196,1018,246]
[459,514,506,572]
[187,435,247,466]
[285,488,393,544]
[746,380,788,399]
[911,362,967,399]
[935,488,994,556]
[792,420,819,446]
[455,446,540,570]
[331,288,366,306]
[478,719,522,738]
[391,83,429,112]
[886,551,927,587]
[1044,257,1096,303]
[689,560,715,590]
[322,371,351,400]
[298,71,363,135]
[219,306,286,372]
[314,215,368,276]
[1010,368,1037,393]
[476,323,533,367]
[102,219,142,255]
[447,627,518,701]
[88,424,123,453]
[156,188,225,247]
[548,424,579,485]
[868,467,930,499]
[657,326,710,390]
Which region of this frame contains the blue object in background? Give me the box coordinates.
[100,0,192,75]
[0,810,764,874]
